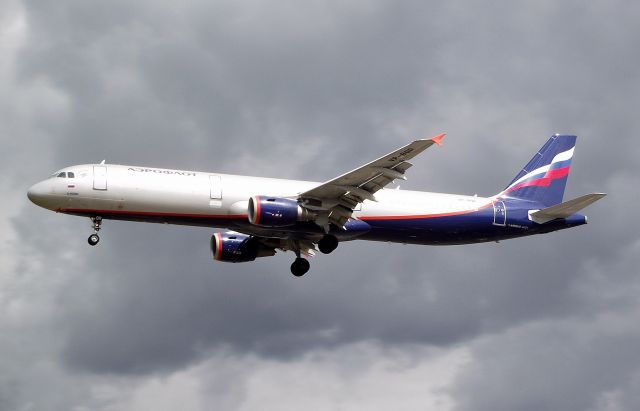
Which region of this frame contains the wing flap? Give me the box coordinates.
[529,193,606,224]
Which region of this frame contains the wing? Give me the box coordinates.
[299,133,445,229]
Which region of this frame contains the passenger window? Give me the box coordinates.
[68,172,75,178]
[57,172,67,178]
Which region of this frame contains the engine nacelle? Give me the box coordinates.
[248,196,311,227]
[211,231,274,263]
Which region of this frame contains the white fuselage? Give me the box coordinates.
[26,134,597,276]
[28,163,492,227]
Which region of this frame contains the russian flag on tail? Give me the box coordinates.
[499,134,577,207]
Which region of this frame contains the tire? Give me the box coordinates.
[88,234,100,246]
[290,257,310,277]
[318,234,338,254]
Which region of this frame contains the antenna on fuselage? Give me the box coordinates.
[99,160,106,165]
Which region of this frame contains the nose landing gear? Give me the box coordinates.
[88,233,100,246]
[88,216,102,246]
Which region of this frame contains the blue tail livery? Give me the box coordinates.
[500,134,576,207]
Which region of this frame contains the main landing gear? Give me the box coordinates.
[290,257,310,277]
[318,234,338,254]
[88,216,102,246]
[289,235,339,277]
[289,239,311,277]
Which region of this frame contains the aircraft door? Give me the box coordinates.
[93,165,107,190]
[493,200,506,226]
[209,175,222,199]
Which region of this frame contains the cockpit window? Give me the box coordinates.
[50,170,79,178]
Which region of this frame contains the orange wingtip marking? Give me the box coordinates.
[431,133,446,146]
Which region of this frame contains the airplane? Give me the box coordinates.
[27,133,605,277]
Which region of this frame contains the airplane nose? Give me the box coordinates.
[27,181,50,207]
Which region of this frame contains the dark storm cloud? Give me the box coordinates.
[3,0,640,410]
[19,0,448,175]
[55,223,621,375]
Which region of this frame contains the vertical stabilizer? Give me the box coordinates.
[500,134,577,207]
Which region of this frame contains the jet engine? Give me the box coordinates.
[247,196,312,227]
[211,231,275,263]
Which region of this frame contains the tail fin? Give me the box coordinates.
[500,134,577,207]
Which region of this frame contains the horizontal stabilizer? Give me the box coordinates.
[529,193,606,224]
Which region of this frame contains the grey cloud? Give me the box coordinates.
[52,224,615,375]
[19,1,449,174]
[452,315,640,411]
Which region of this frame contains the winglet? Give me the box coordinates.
[430,133,446,147]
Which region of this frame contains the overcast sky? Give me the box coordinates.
[1,1,639,410]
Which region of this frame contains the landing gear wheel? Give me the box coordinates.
[290,257,310,277]
[318,234,338,254]
[88,216,103,246]
[88,234,100,246]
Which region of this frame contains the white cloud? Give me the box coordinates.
[109,343,469,411]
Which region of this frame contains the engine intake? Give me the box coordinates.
[248,196,311,227]
[211,231,274,263]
